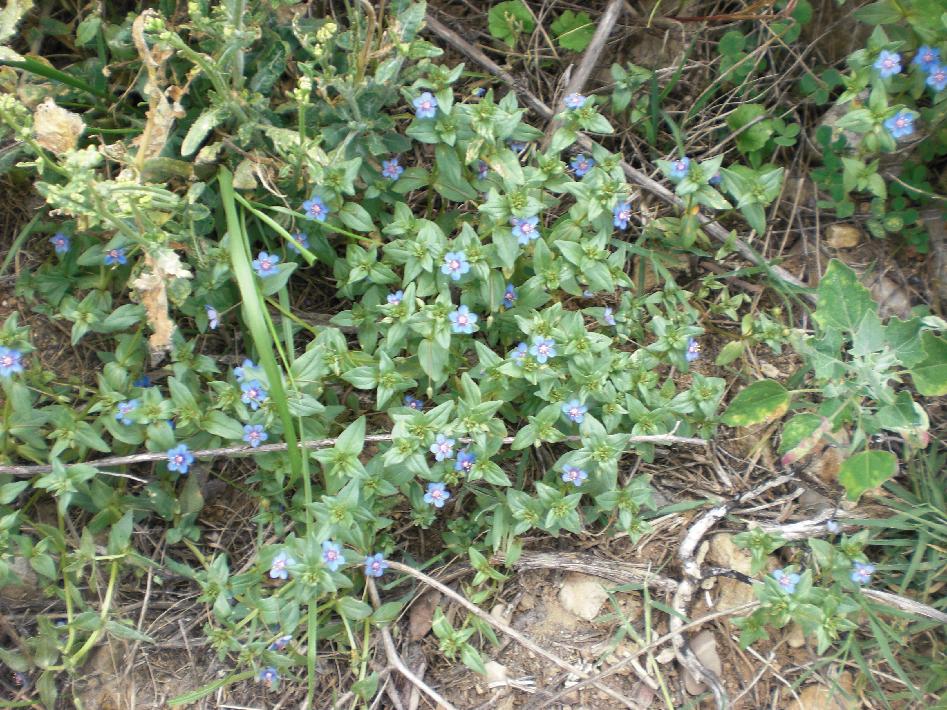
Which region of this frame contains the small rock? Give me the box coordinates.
[787,622,806,648]
[825,223,862,249]
[684,630,723,695]
[760,362,781,379]
[790,673,855,710]
[656,647,676,664]
[705,534,755,609]
[518,594,536,611]
[484,660,508,686]
[559,573,609,622]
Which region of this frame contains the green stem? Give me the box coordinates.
[68,559,120,668]
[168,670,256,706]
[0,58,111,101]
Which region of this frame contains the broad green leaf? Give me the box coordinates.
[837,450,898,501]
[181,108,224,157]
[721,380,789,427]
[813,259,876,333]
[339,203,375,232]
[715,340,744,366]
[203,411,246,440]
[885,317,925,367]
[336,596,373,620]
[910,332,947,396]
[550,10,595,52]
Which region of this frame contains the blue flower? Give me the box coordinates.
[510,215,540,245]
[268,635,292,652]
[205,304,219,329]
[772,568,801,594]
[455,450,476,473]
[269,551,295,580]
[364,553,389,577]
[613,201,632,230]
[874,50,902,78]
[133,375,152,388]
[472,87,487,97]
[241,379,268,411]
[252,251,280,278]
[507,140,528,152]
[851,561,875,586]
[381,158,404,180]
[413,92,438,118]
[884,110,915,139]
[0,347,24,377]
[477,160,489,180]
[529,336,556,364]
[49,232,70,255]
[502,283,517,308]
[562,399,587,424]
[441,251,471,281]
[570,154,595,177]
[449,305,478,334]
[927,63,947,91]
[668,157,691,181]
[404,395,424,410]
[561,465,588,487]
[430,433,455,461]
[287,232,309,254]
[387,290,404,306]
[603,307,616,326]
[104,248,126,266]
[115,399,139,426]
[510,342,528,365]
[258,667,279,687]
[424,481,452,508]
[321,540,345,572]
[233,358,256,382]
[709,173,722,186]
[302,195,329,222]
[914,45,941,72]
[826,520,841,533]
[685,337,701,363]
[242,424,268,448]
[564,93,587,109]
[166,444,194,475]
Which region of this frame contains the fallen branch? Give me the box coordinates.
[0,431,706,476]
[497,551,678,594]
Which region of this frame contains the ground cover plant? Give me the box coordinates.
[0,0,945,707]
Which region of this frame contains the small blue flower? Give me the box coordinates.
[252,251,280,278]
[570,154,595,177]
[381,158,404,180]
[668,157,691,181]
[233,358,256,382]
[364,553,388,577]
[258,667,279,687]
[562,399,587,424]
[613,201,632,230]
[561,465,588,487]
[772,568,801,594]
[476,160,489,180]
[404,395,424,410]
[205,304,219,329]
[685,337,701,363]
[115,399,139,426]
[424,481,452,508]
[472,87,487,97]
[927,63,947,91]
[269,551,294,580]
[449,305,478,334]
[268,635,292,652]
[914,46,941,72]
[455,450,476,474]
[166,444,194,475]
[133,375,151,388]
[851,561,875,586]
[413,92,438,118]
[603,307,616,326]
[321,540,345,572]
[874,50,902,78]
[529,336,556,364]
[826,520,841,534]
[241,379,268,411]
[287,232,309,254]
[0,347,24,377]
[441,251,471,281]
[502,283,517,309]
[104,248,126,266]
[387,290,404,306]
[302,195,329,222]
[507,140,528,153]
[49,232,70,255]
[510,342,528,365]
[511,215,540,245]
[430,433,455,461]
[709,173,722,186]
[564,93,587,109]
[884,110,915,139]
[242,424,268,448]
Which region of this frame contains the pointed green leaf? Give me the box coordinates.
[721,380,789,427]
[837,450,898,501]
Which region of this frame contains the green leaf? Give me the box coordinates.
[715,340,744,366]
[336,596,373,620]
[75,16,101,46]
[813,259,876,333]
[336,417,366,456]
[181,108,224,157]
[0,0,33,46]
[837,450,898,501]
[203,411,246,440]
[910,332,947,396]
[487,0,535,47]
[550,10,595,52]
[853,0,902,24]
[721,380,790,427]
[433,145,478,203]
[339,203,375,232]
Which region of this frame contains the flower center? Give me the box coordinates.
[174,455,184,464]
[457,315,468,325]
[432,489,442,499]
[326,551,337,561]
[570,408,580,418]
[449,259,460,270]
[261,260,271,269]
[538,344,549,354]
[439,443,450,453]
[1,356,11,366]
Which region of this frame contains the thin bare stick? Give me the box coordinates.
[386,560,641,709]
[0,431,706,476]
[366,579,457,710]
